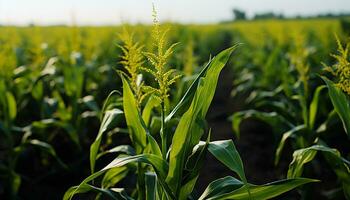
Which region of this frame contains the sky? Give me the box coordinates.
[0,0,350,25]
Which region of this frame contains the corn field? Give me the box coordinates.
[0,6,350,200]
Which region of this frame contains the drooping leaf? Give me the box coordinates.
[66,154,173,200]
[275,125,306,166]
[207,140,250,197]
[102,166,129,188]
[64,183,131,200]
[208,178,317,200]
[90,109,123,173]
[208,140,247,184]
[97,145,135,159]
[199,176,244,200]
[100,90,122,120]
[287,144,350,198]
[287,145,350,194]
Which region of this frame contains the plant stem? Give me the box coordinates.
[160,102,167,159]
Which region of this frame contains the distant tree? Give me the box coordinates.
[233,9,246,21]
[253,12,284,20]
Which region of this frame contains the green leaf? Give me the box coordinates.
[209,178,318,200]
[10,171,21,196]
[6,91,17,121]
[166,46,237,195]
[66,154,172,200]
[309,85,326,129]
[208,140,250,196]
[121,75,147,152]
[275,125,306,166]
[102,166,129,188]
[165,58,212,123]
[64,183,131,200]
[146,134,163,158]
[63,66,84,98]
[288,145,350,179]
[31,80,44,100]
[97,145,135,159]
[100,90,122,120]
[231,110,292,139]
[165,44,240,122]
[322,76,350,137]
[179,133,210,199]
[90,109,123,173]
[199,176,244,200]
[142,95,161,126]
[145,172,158,200]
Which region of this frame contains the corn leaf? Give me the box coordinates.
[322,76,350,137]
[64,183,131,200]
[90,108,123,173]
[102,166,129,188]
[208,178,318,200]
[166,46,237,195]
[275,125,306,166]
[65,154,171,200]
[208,140,249,196]
[142,95,161,126]
[199,176,244,200]
[121,75,148,152]
[288,144,350,177]
[145,172,158,200]
[309,85,326,129]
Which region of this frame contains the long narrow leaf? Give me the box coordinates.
[209,178,317,200]
[322,76,350,137]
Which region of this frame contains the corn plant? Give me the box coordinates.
[231,36,350,199]
[64,10,316,199]
[0,67,67,199]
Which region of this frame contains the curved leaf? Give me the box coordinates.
[66,154,172,200]
[209,178,317,200]
[208,140,247,184]
[322,76,350,137]
[275,125,306,166]
[288,145,350,183]
[90,108,123,173]
[199,176,243,200]
[64,184,131,200]
[97,145,135,159]
[102,166,129,188]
